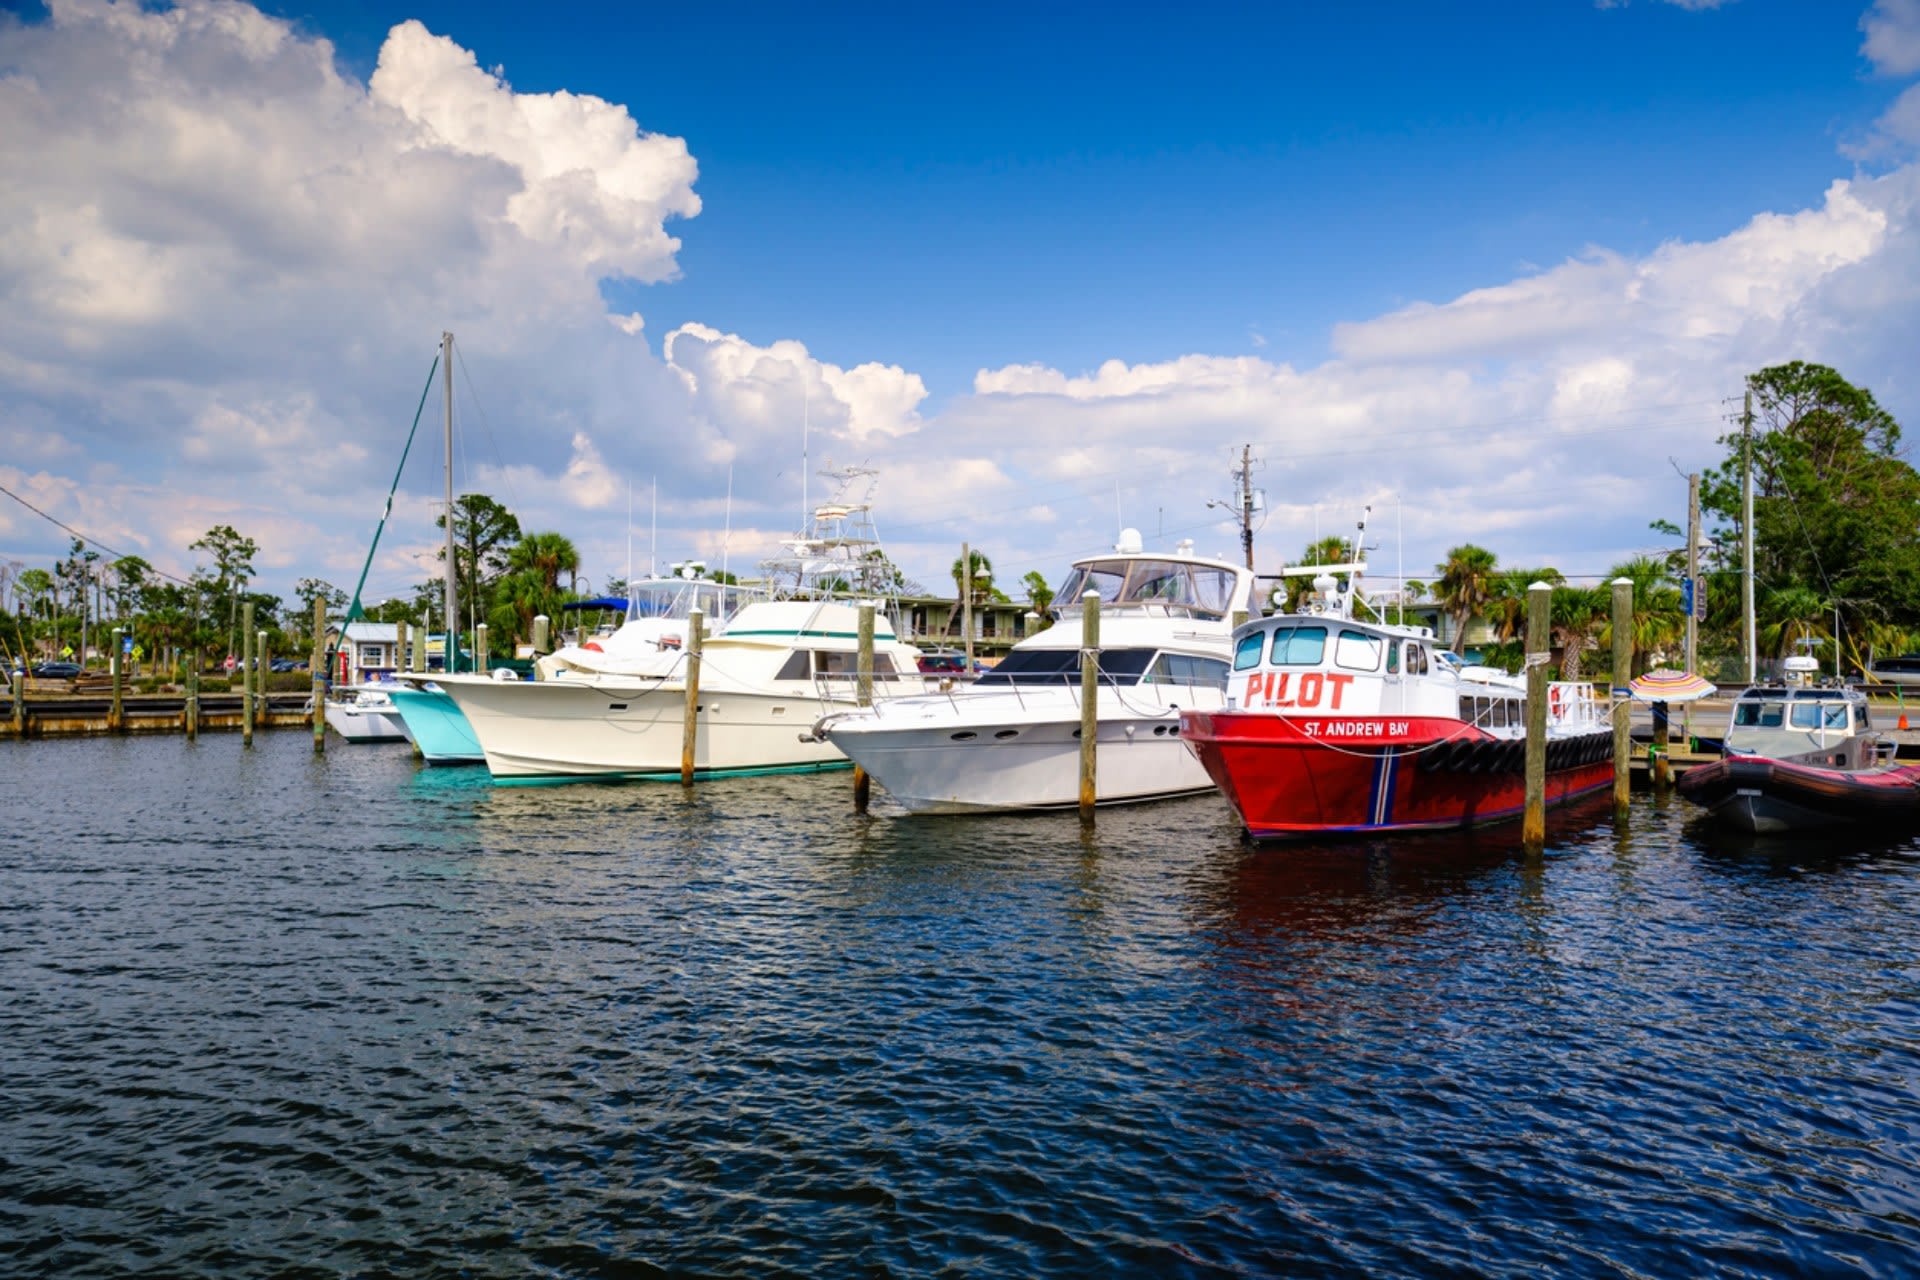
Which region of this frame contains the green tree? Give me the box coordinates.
[1487,568,1564,643]
[190,524,259,659]
[945,549,995,640]
[18,567,53,658]
[489,531,581,645]
[1434,544,1499,650]
[1023,569,1055,620]
[1601,555,1686,677]
[1550,584,1610,680]
[1701,362,1920,651]
[436,493,522,631]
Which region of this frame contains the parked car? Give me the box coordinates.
[30,661,83,679]
[269,658,307,672]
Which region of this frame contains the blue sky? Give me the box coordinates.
[2,0,1919,612]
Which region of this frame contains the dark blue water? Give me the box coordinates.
[3,732,1918,1277]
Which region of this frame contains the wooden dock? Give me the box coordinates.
[0,687,314,738]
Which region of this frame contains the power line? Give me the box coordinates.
[0,481,197,587]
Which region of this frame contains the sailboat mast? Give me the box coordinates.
[442,331,457,673]
[1743,389,1755,683]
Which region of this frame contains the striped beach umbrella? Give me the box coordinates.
[1626,669,1717,702]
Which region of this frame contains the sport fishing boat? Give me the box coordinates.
[1178,561,1615,839]
[536,571,764,680]
[1676,658,1920,833]
[430,598,932,780]
[390,571,764,764]
[811,531,1255,812]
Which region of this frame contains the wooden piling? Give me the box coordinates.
[12,668,25,737]
[109,627,124,733]
[1078,590,1100,822]
[241,602,255,747]
[532,614,550,656]
[256,629,267,733]
[1612,576,1633,816]
[681,607,703,785]
[1653,700,1672,792]
[475,623,489,675]
[185,666,199,741]
[311,597,326,753]
[854,601,875,813]
[1522,582,1551,852]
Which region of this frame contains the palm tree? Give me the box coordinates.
[1487,567,1564,643]
[1022,570,1054,620]
[1601,555,1686,677]
[509,532,581,594]
[1758,583,1832,663]
[492,532,582,645]
[942,549,1000,643]
[1434,544,1499,651]
[1550,585,1610,680]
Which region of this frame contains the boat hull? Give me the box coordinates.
[822,689,1217,813]
[386,685,484,765]
[1179,711,1615,838]
[323,698,409,743]
[1676,753,1920,834]
[437,675,853,780]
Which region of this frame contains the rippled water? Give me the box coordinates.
[3,731,1918,1277]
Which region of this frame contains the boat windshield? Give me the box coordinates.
[975,647,1157,686]
[1732,699,1787,728]
[626,579,757,623]
[1053,559,1237,619]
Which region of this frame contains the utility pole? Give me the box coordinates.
[1238,444,1254,569]
[1742,389,1756,684]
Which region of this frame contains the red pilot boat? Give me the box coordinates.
[1179,557,1615,840]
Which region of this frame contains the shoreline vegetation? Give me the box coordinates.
[6,363,1914,688]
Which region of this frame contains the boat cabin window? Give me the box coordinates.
[976,647,1155,686]
[1268,625,1327,666]
[1145,654,1230,690]
[1189,568,1237,616]
[1335,628,1382,672]
[813,651,901,681]
[1405,644,1428,676]
[1234,633,1265,671]
[1788,701,1850,730]
[1052,563,1128,608]
[1733,701,1786,728]
[1052,559,1235,619]
[1387,641,1400,675]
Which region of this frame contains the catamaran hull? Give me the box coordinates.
[386,685,484,765]
[439,677,852,779]
[1179,711,1615,839]
[825,712,1213,813]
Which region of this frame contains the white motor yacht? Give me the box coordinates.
[431,598,930,780]
[812,532,1257,812]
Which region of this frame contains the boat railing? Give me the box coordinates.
[1547,681,1606,733]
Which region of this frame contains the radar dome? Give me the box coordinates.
[1115,528,1144,554]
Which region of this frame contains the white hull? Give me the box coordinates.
[822,686,1223,812]
[324,699,409,743]
[437,674,856,779]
